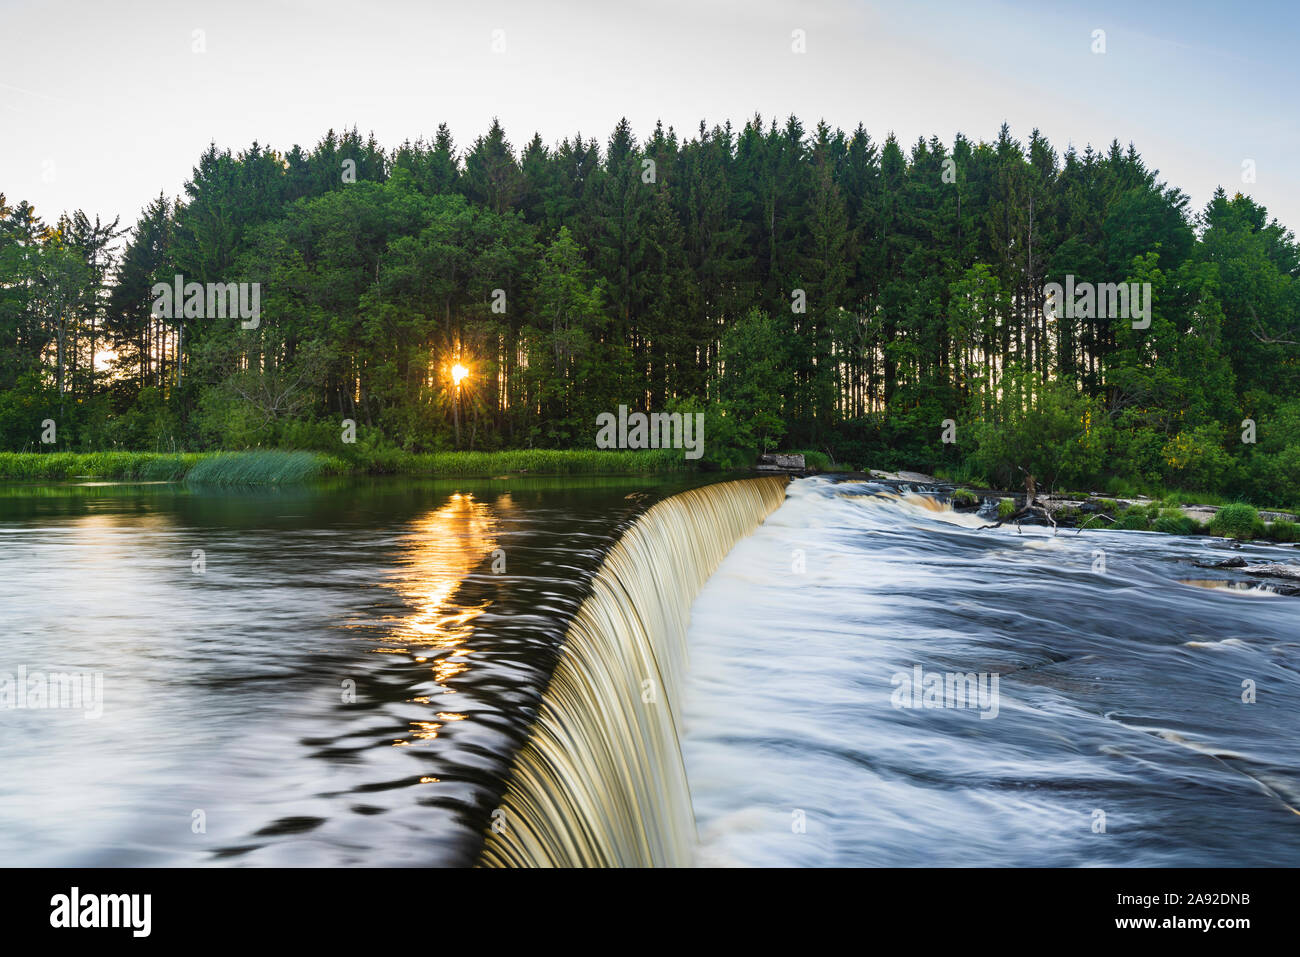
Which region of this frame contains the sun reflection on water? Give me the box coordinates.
[376,491,502,746]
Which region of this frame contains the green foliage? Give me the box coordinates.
[0,124,1296,516]
[1158,488,1227,508]
[934,461,988,486]
[718,308,789,456]
[384,448,685,476]
[184,450,342,485]
[997,498,1017,520]
[970,369,1108,492]
[952,489,979,507]
[796,450,832,471]
[1263,518,1299,543]
[1116,509,1152,531]
[0,448,680,484]
[1161,425,1234,493]
[1153,509,1202,536]
[1208,503,1261,540]
[0,451,198,481]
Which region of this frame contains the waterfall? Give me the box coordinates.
[478,476,789,867]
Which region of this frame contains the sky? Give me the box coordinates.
[1,0,1297,234]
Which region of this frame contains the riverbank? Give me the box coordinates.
[0,448,691,485]
[5,451,1296,546]
[812,467,1300,545]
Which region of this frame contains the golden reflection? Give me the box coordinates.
[409,721,443,741]
[377,490,505,745]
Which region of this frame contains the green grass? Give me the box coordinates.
[0,451,201,481]
[1207,502,1261,540]
[1056,504,1084,524]
[793,450,832,471]
[934,461,988,486]
[0,447,691,485]
[1115,509,1152,531]
[1262,518,1300,543]
[371,448,688,476]
[1153,509,1203,536]
[1156,488,1229,508]
[184,450,346,486]
[952,488,979,507]
[997,498,1017,520]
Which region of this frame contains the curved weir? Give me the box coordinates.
[478,475,789,867]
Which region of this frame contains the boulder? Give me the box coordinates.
[756,453,806,472]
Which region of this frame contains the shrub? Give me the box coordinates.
[937,460,989,487]
[796,450,833,471]
[1116,509,1151,531]
[997,498,1017,520]
[969,369,1109,492]
[1056,505,1084,524]
[1153,510,1202,536]
[1208,503,1261,540]
[1263,519,1299,543]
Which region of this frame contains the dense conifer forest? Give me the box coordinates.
[2,117,1297,501]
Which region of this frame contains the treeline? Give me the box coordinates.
[1,118,1298,501]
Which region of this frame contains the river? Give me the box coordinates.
[2,474,1297,866]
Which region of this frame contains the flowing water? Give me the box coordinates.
[681,477,1300,866]
[0,475,707,866]
[479,476,787,867]
[4,473,1298,867]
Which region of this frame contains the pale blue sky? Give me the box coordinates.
[1,0,1296,232]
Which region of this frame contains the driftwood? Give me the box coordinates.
[974,468,1062,534]
[1073,513,1117,534]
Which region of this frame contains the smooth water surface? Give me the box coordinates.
[0,475,703,866]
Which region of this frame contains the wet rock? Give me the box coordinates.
[1193,556,1248,569]
[1243,563,1300,581]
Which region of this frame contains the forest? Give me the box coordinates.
[1,117,1297,502]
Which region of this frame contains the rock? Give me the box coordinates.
[1243,563,1300,581]
[895,470,937,484]
[757,453,805,472]
[1193,556,1247,569]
